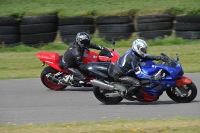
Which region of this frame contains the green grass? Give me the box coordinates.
[1,34,200,52]
[0,34,200,80]
[0,41,200,79]
[1,118,200,133]
[0,0,200,18]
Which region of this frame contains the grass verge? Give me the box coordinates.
[0,35,200,79]
[1,118,200,133]
[0,43,200,80]
[0,0,200,17]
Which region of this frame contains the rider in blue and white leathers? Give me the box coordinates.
[111,39,167,100]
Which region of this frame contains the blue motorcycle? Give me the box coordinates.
[88,53,197,104]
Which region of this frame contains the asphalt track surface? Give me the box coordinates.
[0,73,200,125]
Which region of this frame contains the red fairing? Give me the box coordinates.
[175,76,192,87]
[98,49,120,63]
[82,49,120,64]
[136,90,159,102]
[37,52,60,63]
[82,51,99,64]
[36,52,68,72]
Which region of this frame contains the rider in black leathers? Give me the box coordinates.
[61,32,103,84]
[111,39,168,100]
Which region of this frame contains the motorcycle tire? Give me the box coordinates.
[0,17,19,26]
[41,66,67,91]
[58,17,94,26]
[136,15,173,23]
[166,82,197,103]
[93,86,123,104]
[20,15,57,25]
[96,16,132,24]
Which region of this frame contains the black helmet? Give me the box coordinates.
[76,32,90,49]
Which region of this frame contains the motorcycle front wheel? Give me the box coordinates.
[166,82,197,103]
[93,86,123,104]
[41,66,67,91]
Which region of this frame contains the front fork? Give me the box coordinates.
[174,76,192,96]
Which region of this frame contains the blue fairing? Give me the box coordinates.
[138,59,184,95]
[140,60,183,79]
[140,60,159,75]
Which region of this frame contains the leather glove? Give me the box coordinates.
[160,56,168,62]
[99,46,105,50]
[156,56,168,62]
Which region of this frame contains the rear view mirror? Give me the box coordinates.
[111,39,115,45]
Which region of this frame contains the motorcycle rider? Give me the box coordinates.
[60,32,104,85]
[111,39,168,101]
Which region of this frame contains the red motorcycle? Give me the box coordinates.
[36,42,120,90]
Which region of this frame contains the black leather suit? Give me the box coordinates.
[62,41,101,82]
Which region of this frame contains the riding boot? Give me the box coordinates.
[124,86,141,101]
[117,76,141,101]
[121,90,135,101]
[127,85,141,95]
[124,93,135,101]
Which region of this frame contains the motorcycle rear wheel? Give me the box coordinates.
[166,82,197,103]
[93,86,123,104]
[41,66,67,91]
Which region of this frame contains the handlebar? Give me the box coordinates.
[99,47,113,57]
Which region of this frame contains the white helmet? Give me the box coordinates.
[132,39,147,57]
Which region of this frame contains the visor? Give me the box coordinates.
[81,40,90,48]
[140,48,147,53]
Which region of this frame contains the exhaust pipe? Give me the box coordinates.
[46,74,59,83]
[90,79,115,90]
[90,79,127,92]
[46,74,67,85]
[105,92,120,97]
